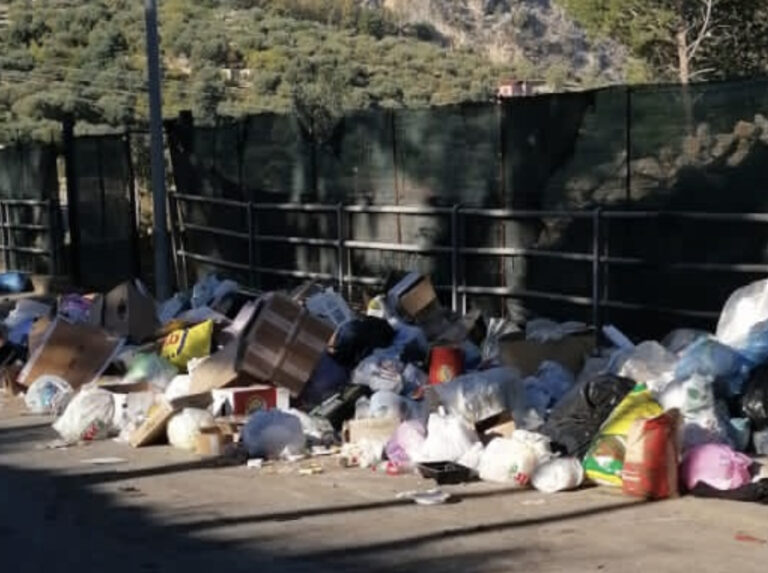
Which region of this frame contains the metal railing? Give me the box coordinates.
[0,198,58,273]
[169,192,768,333]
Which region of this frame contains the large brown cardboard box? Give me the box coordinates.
[499,331,595,377]
[104,280,159,343]
[388,273,439,321]
[239,293,333,397]
[17,319,124,390]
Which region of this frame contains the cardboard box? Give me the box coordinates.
[195,426,232,456]
[498,331,595,377]
[343,417,400,445]
[189,339,259,394]
[17,319,124,390]
[388,273,439,321]
[27,316,52,356]
[239,293,333,397]
[104,280,159,343]
[129,391,212,448]
[211,385,290,417]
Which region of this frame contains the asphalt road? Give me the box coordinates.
[2,394,768,573]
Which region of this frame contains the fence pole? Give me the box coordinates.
[592,207,603,349]
[336,203,345,292]
[451,204,461,312]
[62,116,81,285]
[0,202,9,270]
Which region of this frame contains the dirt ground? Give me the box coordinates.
[1,393,767,573]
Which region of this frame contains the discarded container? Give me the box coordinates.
[211,386,291,417]
[418,461,475,485]
[387,272,439,322]
[429,346,464,385]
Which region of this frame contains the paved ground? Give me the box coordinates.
[2,393,768,573]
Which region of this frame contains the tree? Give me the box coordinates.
[191,67,225,122]
[558,0,718,84]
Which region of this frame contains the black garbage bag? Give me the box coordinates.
[539,373,636,459]
[329,317,395,369]
[742,365,768,430]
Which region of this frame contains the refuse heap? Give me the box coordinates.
[3,271,768,503]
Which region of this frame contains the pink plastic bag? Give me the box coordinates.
[681,443,753,491]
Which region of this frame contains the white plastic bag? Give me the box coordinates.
[24,375,73,415]
[716,279,768,348]
[53,388,116,443]
[478,430,552,486]
[618,341,677,394]
[113,391,156,442]
[167,408,215,451]
[413,410,478,463]
[242,410,306,459]
[531,457,584,493]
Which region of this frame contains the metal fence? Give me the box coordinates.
[0,198,58,273]
[169,191,768,338]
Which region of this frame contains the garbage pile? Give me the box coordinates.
[3,270,768,503]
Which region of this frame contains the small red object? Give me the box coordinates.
[429,346,464,385]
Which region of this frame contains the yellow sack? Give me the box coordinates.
[161,320,213,371]
[583,385,663,487]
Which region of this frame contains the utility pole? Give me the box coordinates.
[144,0,171,299]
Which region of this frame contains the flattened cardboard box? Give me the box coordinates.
[17,318,124,390]
[130,392,213,448]
[189,339,254,394]
[239,293,333,397]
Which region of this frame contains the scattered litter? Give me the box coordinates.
[396,489,452,506]
[81,457,128,465]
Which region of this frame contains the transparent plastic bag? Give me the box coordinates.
[675,337,750,397]
[24,375,73,415]
[412,410,478,463]
[351,351,404,394]
[618,341,677,394]
[524,361,575,416]
[526,319,587,343]
[481,318,520,362]
[434,367,524,425]
[53,388,116,443]
[716,279,768,349]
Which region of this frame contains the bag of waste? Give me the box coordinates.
[618,341,677,394]
[481,318,520,363]
[351,351,405,394]
[531,457,584,493]
[24,375,74,415]
[526,319,587,343]
[716,278,768,363]
[167,408,216,451]
[478,430,551,486]
[0,271,33,294]
[161,320,213,371]
[741,364,768,430]
[681,443,753,491]
[412,409,478,463]
[583,385,664,486]
[524,361,575,417]
[391,322,429,362]
[753,428,768,455]
[124,353,178,392]
[540,374,636,459]
[621,411,680,500]
[385,420,427,469]
[433,367,524,426]
[242,410,306,459]
[306,289,354,328]
[369,390,414,422]
[331,317,395,369]
[662,329,709,355]
[675,337,750,397]
[661,373,732,450]
[113,391,156,442]
[402,363,428,396]
[299,352,349,409]
[157,293,190,324]
[53,388,116,443]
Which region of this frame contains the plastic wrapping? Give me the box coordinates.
[53,388,116,443]
[478,431,551,486]
[124,353,178,392]
[242,410,306,459]
[433,367,524,426]
[524,361,575,416]
[662,329,709,355]
[385,421,427,469]
[674,337,750,397]
[481,318,520,362]
[369,390,413,421]
[167,408,215,451]
[531,457,584,493]
[716,279,768,352]
[526,319,587,343]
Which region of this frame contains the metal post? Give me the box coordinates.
[451,204,460,312]
[0,202,9,270]
[62,116,81,284]
[592,207,603,350]
[145,0,170,299]
[336,203,345,292]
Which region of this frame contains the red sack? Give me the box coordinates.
[622,411,680,500]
